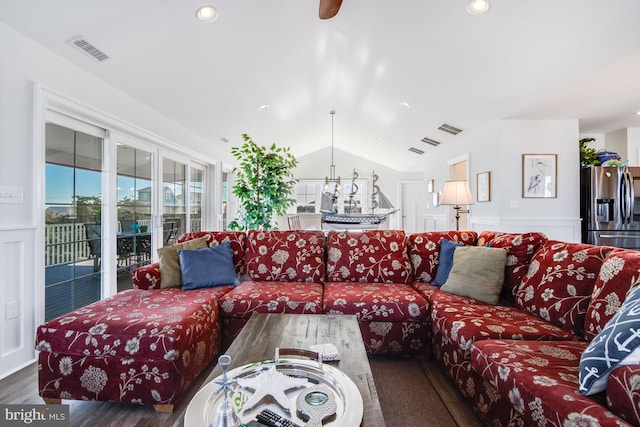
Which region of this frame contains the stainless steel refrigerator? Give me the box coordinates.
[581,166,640,249]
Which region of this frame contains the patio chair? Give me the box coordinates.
[84,223,101,272]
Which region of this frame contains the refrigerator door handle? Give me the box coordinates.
[620,171,631,224]
[629,171,636,224]
[625,171,633,224]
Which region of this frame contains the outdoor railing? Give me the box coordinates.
[45,223,89,267]
[45,220,153,267]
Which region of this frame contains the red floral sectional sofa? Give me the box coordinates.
[35,229,429,412]
[410,230,640,426]
[34,228,640,426]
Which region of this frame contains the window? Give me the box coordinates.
[296,182,319,213]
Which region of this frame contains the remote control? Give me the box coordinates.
[255,409,301,427]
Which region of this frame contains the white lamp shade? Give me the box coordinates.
[440,180,474,206]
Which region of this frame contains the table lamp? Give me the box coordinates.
[439,180,473,230]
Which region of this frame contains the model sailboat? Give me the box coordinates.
[321,170,398,227]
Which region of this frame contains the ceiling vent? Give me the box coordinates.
[437,123,463,135]
[421,137,441,147]
[68,36,109,62]
[408,147,425,155]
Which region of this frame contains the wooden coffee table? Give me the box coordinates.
[195,313,385,427]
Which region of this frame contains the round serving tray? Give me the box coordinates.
[185,358,363,427]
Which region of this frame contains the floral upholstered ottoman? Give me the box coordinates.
[35,286,231,412]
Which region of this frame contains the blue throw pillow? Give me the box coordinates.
[579,285,640,395]
[432,239,463,286]
[178,241,239,290]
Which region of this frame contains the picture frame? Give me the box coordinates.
[476,171,490,202]
[522,154,557,198]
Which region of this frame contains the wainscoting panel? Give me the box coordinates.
[428,215,581,243]
[492,218,581,242]
[0,227,37,380]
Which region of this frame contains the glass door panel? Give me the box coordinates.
[189,167,204,232]
[163,158,186,245]
[117,145,153,283]
[222,171,230,230]
[44,123,103,321]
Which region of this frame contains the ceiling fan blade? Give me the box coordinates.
[319,0,343,19]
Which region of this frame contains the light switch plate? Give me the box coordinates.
[0,186,23,204]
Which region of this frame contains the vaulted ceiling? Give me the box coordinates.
[1,1,640,171]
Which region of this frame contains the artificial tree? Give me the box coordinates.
[228,134,298,230]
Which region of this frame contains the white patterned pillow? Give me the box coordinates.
[579,285,640,395]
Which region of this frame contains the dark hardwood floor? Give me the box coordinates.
[0,355,484,426]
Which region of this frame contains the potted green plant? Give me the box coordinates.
[228,134,298,230]
[580,137,600,167]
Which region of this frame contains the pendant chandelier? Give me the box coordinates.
[323,110,341,197]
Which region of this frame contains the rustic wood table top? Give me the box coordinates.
[192,313,385,427]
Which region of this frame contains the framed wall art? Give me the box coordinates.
[427,179,434,193]
[522,154,557,198]
[476,171,490,202]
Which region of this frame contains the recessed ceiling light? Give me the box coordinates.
[636,111,640,116]
[257,104,270,111]
[467,0,491,15]
[196,6,218,22]
[399,101,411,108]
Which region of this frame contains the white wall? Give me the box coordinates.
[606,128,629,162]
[0,22,236,379]
[423,119,582,241]
[630,128,640,166]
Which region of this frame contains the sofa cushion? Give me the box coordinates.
[178,242,239,290]
[607,365,640,426]
[326,230,413,284]
[476,230,506,246]
[244,230,326,283]
[471,339,627,426]
[35,287,232,360]
[515,241,614,337]
[218,281,323,319]
[323,282,429,322]
[432,238,463,286]
[441,246,507,305]
[481,231,548,298]
[177,231,247,275]
[157,237,208,288]
[579,285,640,396]
[408,231,478,283]
[430,296,574,356]
[585,248,640,340]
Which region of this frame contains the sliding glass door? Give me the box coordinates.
[44,122,104,321]
[162,158,187,245]
[42,110,211,319]
[116,144,153,286]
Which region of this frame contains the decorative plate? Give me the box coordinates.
[185,359,363,427]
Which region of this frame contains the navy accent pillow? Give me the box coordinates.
[432,239,463,286]
[579,285,640,395]
[178,241,239,290]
